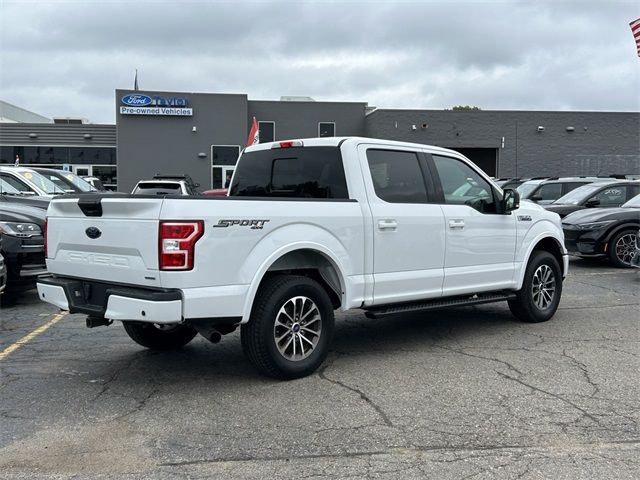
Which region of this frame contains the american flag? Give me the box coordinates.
[631,18,640,57]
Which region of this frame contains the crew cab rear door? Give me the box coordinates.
[358,144,445,305]
[46,195,164,287]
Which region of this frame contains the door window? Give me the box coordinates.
[589,186,628,206]
[366,150,428,203]
[432,155,497,213]
[534,183,563,201]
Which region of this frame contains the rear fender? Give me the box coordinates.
[239,225,353,323]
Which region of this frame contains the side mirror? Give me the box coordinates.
[502,188,520,213]
[585,198,600,208]
[529,195,543,202]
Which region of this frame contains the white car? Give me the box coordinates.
[0,166,67,197]
[132,175,200,195]
[38,137,568,379]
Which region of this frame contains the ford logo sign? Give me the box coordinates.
[122,94,152,106]
[85,227,102,239]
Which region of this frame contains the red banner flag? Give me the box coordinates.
[631,18,640,57]
[246,117,259,146]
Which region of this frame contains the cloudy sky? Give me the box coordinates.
[1,0,638,124]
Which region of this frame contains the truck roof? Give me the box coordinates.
[244,137,468,158]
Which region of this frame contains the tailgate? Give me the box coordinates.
[46,195,163,287]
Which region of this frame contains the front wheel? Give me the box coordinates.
[241,275,335,380]
[509,250,562,323]
[122,322,198,350]
[608,229,638,268]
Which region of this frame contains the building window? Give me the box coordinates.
[258,121,275,143]
[211,145,240,189]
[319,122,335,137]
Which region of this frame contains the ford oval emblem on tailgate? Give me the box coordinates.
[85,227,102,239]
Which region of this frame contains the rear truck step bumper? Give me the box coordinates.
[37,276,183,324]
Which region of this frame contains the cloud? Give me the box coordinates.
[1,0,638,123]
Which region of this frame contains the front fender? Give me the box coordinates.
[238,223,355,322]
[515,218,567,290]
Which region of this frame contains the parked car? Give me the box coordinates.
[562,194,640,267]
[518,177,614,205]
[82,176,108,191]
[132,174,200,195]
[0,247,7,296]
[544,180,640,218]
[38,137,567,380]
[202,188,228,196]
[0,193,50,209]
[498,177,549,190]
[0,202,47,292]
[0,166,67,197]
[31,168,98,194]
[632,228,640,268]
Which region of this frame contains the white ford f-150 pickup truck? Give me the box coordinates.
[37,137,568,379]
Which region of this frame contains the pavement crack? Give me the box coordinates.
[318,364,393,428]
[495,371,602,426]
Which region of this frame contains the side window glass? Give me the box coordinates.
[432,155,496,213]
[591,186,627,206]
[366,150,428,203]
[536,183,563,200]
[0,174,33,193]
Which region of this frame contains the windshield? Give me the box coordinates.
[19,170,67,194]
[55,171,96,192]
[553,184,603,205]
[516,182,541,198]
[622,193,640,208]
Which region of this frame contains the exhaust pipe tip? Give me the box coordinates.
[205,330,222,344]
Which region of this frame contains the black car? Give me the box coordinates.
[0,203,47,292]
[562,194,640,267]
[517,177,613,205]
[0,193,50,209]
[544,181,640,218]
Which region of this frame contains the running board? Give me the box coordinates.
[364,292,516,319]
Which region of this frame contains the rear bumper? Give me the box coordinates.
[36,276,249,324]
[37,276,183,324]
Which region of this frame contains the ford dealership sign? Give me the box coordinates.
[122,94,153,106]
[120,93,192,116]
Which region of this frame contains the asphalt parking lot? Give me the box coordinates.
[0,258,638,479]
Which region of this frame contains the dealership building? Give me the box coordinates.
[1,92,638,192]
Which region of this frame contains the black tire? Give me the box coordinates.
[122,322,197,350]
[608,229,638,268]
[241,275,335,380]
[509,250,562,323]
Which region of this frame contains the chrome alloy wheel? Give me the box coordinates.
[615,233,637,266]
[273,296,322,361]
[531,264,556,310]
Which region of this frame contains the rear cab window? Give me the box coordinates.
[230,147,348,199]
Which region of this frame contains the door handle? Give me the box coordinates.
[448,219,465,229]
[378,219,398,231]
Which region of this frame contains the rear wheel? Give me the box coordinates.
[241,275,334,380]
[509,250,562,323]
[608,229,637,268]
[122,322,197,350]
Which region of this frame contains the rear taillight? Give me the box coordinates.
[44,217,48,258]
[158,220,204,271]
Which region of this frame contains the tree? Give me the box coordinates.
[451,105,482,111]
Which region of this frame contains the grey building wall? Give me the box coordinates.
[116,89,248,192]
[0,123,115,147]
[248,100,367,140]
[365,110,640,177]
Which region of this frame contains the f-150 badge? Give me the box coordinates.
[213,219,270,230]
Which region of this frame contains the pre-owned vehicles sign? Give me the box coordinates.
[120,94,193,116]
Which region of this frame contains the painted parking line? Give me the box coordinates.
[0,311,68,361]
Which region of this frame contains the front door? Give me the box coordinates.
[430,154,517,296]
[359,146,445,305]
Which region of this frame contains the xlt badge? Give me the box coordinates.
[213,219,270,230]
